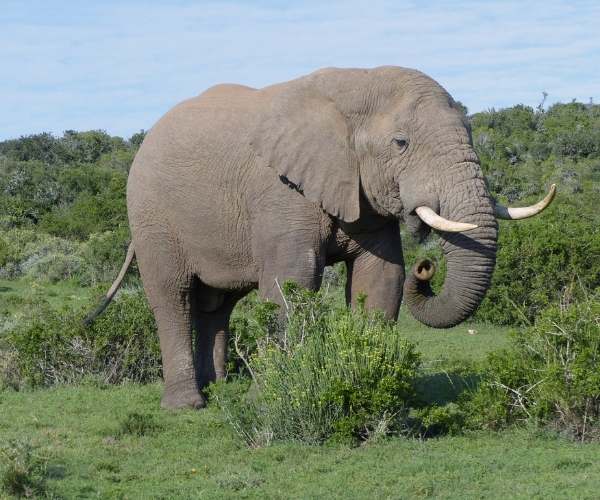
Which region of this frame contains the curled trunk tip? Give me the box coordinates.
[413,258,435,281]
[403,221,497,329]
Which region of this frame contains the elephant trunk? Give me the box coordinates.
[403,168,498,328]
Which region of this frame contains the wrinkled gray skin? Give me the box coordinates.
[127,67,497,409]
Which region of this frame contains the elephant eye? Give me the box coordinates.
[393,137,409,153]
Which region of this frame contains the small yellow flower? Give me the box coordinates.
[191,468,197,473]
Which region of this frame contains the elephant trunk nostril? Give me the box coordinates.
[413,258,435,281]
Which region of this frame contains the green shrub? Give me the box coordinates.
[27,252,84,284]
[213,284,421,446]
[226,292,280,376]
[118,412,162,437]
[464,294,600,441]
[0,228,40,277]
[0,130,129,165]
[38,173,127,240]
[77,229,130,286]
[96,148,136,172]
[476,203,600,326]
[0,439,48,498]
[4,288,160,387]
[0,227,128,285]
[0,228,83,281]
[412,403,465,438]
[0,349,21,391]
[0,132,63,164]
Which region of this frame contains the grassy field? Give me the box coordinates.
[3,383,600,499]
[2,282,600,498]
[0,278,96,317]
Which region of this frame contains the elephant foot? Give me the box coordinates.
[161,384,206,410]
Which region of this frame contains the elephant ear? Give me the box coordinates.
[252,86,360,222]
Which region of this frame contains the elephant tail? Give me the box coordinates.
[83,242,135,326]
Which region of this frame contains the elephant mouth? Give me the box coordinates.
[390,201,404,219]
[403,212,432,242]
[363,191,403,219]
[378,191,403,217]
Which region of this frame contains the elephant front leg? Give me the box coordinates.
[345,229,405,320]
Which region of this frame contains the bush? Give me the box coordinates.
[20,236,82,283]
[0,227,128,285]
[0,349,21,391]
[0,130,129,165]
[77,229,130,286]
[4,288,160,388]
[540,103,600,159]
[38,173,127,240]
[0,228,37,276]
[0,228,81,281]
[412,403,465,438]
[464,293,600,441]
[476,203,600,325]
[118,412,162,437]
[0,152,128,237]
[212,284,421,446]
[0,439,48,498]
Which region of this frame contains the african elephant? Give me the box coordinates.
[91,66,555,409]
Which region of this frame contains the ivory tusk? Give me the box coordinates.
[415,206,478,232]
[494,184,556,220]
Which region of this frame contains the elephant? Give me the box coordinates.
[89,66,555,409]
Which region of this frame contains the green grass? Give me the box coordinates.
[396,313,511,364]
[2,383,600,499]
[1,280,596,498]
[0,278,96,316]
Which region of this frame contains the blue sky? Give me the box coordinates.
[1,0,599,140]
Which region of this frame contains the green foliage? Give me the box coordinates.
[4,289,160,388]
[472,102,600,168]
[476,203,600,325]
[0,130,131,237]
[0,130,130,165]
[468,101,600,326]
[227,292,280,375]
[464,294,600,441]
[0,229,82,282]
[77,229,130,285]
[471,102,600,204]
[117,412,162,437]
[0,439,48,498]
[0,227,129,286]
[38,172,127,240]
[412,403,465,438]
[541,102,600,159]
[0,349,21,391]
[128,130,147,149]
[214,284,421,446]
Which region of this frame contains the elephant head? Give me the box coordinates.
[254,66,554,328]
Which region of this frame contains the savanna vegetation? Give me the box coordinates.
[1,101,599,498]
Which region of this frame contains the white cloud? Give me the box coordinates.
[1,0,599,139]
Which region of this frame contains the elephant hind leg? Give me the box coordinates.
[150,282,205,409]
[191,288,239,391]
[135,240,204,409]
